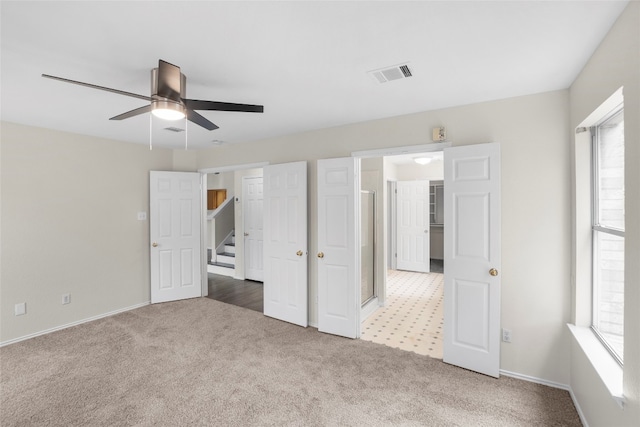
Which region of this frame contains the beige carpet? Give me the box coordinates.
[1,298,581,426]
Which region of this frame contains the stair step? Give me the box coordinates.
[217,254,235,265]
[225,242,235,247]
[220,252,235,257]
[224,244,236,255]
[207,262,234,277]
[209,261,235,269]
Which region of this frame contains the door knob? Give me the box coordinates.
[152,242,158,247]
[424,230,429,233]
[489,268,498,276]
[296,250,303,257]
[244,232,249,236]
[317,252,324,259]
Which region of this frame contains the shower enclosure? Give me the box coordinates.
[361,191,376,305]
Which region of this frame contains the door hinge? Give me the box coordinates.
[395,253,397,258]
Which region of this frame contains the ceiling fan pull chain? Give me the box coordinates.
[185,116,188,151]
[149,113,153,151]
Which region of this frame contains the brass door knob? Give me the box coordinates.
[152,242,158,247]
[489,268,498,276]
[296,250,303,257]
[317,252,324,259]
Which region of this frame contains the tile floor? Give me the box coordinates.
[361,269,444,359]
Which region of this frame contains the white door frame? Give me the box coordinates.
[388,180,397,270]
[200,174,208,297]
[352,143,450,311]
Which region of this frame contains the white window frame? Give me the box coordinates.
[590,104,625,366]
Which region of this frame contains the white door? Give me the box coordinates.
[317,157,361,338]
[150,171,202,304]
[263,161,308,326]
[243,176,264,281]
[443,143,501,378]
[396,180,430,272]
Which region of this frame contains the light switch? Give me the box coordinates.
[137,212,147,221]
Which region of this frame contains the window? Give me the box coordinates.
[591,105,624,364]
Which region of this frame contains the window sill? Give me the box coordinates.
[567,324,625,408]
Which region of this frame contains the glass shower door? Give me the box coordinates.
[361,191,376,305]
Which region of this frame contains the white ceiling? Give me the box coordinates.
[0,1,628,149]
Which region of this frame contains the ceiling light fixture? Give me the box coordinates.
[414,157,432,165]
[151,100,186,121]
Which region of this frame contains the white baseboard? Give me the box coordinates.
[568,386,589,427]
[361,297,380,322]
[499,369,588,424]
[0,301,150,347]
[499,369,570,391]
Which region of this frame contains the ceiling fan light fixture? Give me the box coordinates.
[151,100,186,121]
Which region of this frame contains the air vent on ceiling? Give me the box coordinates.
[164,126,185,133]
[369,63,413,84]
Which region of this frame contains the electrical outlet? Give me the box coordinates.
[15,302,26,316]
[502,328,512,343]
[62,293,71,305]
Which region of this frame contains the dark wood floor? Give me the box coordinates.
[206,274,263,313]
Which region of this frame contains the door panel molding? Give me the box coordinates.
[263,161,308,327]
[317,157,361,339]
[150,171,202,304]
[443,143,501,378]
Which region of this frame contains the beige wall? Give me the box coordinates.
[395,160,444,181]
[0,122,174,342]
[207,171,235,196]
[196,89,572,385]
[569,2,640,425]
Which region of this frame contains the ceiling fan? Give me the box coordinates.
[42,59,264,131]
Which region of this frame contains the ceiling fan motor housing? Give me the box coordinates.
[151,66,186,102]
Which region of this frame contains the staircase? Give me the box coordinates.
[208,233,236,277]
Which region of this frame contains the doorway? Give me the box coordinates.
[360,150,445,359]
[203,165,266,311]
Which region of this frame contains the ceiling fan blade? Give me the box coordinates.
[156,60,182,101]
[186,109,219,131]
[42,74,152,102]
[109,105,152,121]
[183,98,264,113]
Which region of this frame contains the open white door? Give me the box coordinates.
[263,161,308,327]
[396,180,430,273]
[317,157,361,338]
[443,143,501,378]
[243,176,264,282]
[150,171,202,304]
